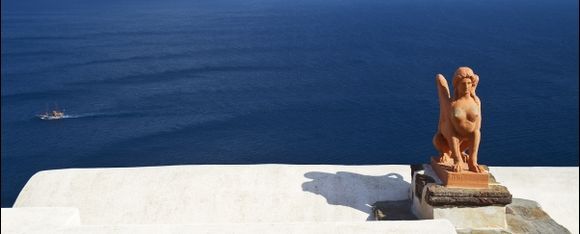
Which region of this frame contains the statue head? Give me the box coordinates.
[452,67,479,99]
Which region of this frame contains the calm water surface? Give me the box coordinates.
[1,0,578,206]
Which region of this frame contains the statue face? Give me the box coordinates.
[458,78,472,96]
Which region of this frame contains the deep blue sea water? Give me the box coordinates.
[1,0,578,207]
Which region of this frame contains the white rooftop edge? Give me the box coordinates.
[2,165,578,233]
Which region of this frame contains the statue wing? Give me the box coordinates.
[472,74,479,94]
[436,74,451,106]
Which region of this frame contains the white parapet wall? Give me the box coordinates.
[2,164,578,234]
[1,207,81,234]
[12,165,413,224]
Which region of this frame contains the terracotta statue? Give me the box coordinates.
[433,67,486,173]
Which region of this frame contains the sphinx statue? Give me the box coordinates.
[433,67,486,173]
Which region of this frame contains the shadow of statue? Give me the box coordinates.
[302,171,411,220]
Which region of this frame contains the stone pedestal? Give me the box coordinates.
[410,164,512,231]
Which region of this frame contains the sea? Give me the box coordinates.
[1,0,578,207]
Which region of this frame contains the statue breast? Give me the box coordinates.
[451,99,479,134]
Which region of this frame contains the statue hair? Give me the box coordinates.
[452,67,479,104]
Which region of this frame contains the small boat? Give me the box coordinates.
[38,104,66,120]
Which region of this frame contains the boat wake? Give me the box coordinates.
[54,114,78,119]
[36,112,139,121]
[62,112,137,119]
[60,113,100,119]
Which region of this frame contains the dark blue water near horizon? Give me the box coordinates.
[1,0,578,207]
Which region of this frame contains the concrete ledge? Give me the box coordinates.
[1,207,80,233]
[36,220,457,234]
[14,165,412,224]
[490,167,579,234]
[5,165,578,234]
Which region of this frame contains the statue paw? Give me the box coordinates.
[452,163,464,172]
[461,152,469,163]
[438,154,451,163]
[468,164,486,173]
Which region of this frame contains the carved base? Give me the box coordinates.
[430,157,490,189]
